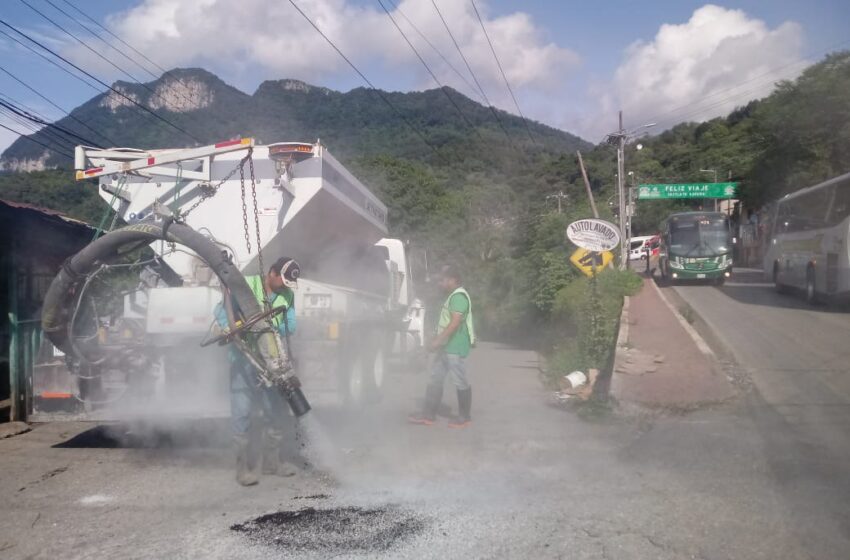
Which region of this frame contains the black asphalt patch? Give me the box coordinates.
[231,506,425,553]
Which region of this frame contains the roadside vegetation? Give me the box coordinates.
[543,268,643,387]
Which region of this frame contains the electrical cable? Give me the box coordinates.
[384,0,483,103]
[20,0,152,90]
[0,104,78,154]
[0,121,73,158]
[0,19,202,143]
[469,0,536,145]
[0,64,117,145]
[0,27,103,92]
[0,106,76,154]
[0,98,101,146]
[430,0,514,146]
[377,0,483,140]
[642,37,850,128]
[37,0,202,111]
[56,0,207,110]
[286,0,448,163]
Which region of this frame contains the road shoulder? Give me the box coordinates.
[611,275,735,409]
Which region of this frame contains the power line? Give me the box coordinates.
[20,0,160,100]
[0,121,73,158]
[430,0,514,146]
[384,0,482,103]
[469,0,536,145]
[45,0,202,110]
[0,19,201,143]
[377,0,482,140]
[0,97,100,146]
[60,0,166,78]
[286,0,447,162]
[0,104,76,153]
[44,0,159,81]
[0,64,117,145]
[0,27,103,92]
[643,37,850,128]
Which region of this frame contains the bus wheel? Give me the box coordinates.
[773,262,788,294]
[805,266,817,304]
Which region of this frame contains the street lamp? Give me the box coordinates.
[606,113,655,268]
[700,169,718,211]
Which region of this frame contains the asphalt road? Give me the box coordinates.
[672,268,850,556]
[2,330,850,558]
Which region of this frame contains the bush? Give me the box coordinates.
[544,268,642,384]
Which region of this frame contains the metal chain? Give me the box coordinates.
[181,151,252,218]
[239,156,252,255]
[249,155,266,303]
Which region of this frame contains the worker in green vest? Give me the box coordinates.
[215,256,301,486]
[409,264,475,428]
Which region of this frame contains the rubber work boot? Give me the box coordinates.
[262,429,298,477]
[234,435,259,486]
[408,383,442,425]
[448,388,472,428]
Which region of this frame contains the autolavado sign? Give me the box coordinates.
[566,219,621,252]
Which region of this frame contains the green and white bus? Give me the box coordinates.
[659,212,734,284]
[764,172,850,303]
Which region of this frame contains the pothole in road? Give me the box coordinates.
[231,506,425,553]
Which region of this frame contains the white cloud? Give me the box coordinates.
[61,0,579,117]
[588,4,804,138]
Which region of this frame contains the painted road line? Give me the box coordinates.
[651,279,715,358]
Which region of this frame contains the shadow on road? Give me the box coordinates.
[654,267,850,313]
[52,419,232,449]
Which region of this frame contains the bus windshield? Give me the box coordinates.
[668,215,731,257]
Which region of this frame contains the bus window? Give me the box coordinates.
[827,179,850,225]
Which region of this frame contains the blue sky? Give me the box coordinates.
[1,0,848,155]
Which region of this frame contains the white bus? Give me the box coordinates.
[764,171,850,303]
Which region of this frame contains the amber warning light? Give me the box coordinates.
[268,142,315,162]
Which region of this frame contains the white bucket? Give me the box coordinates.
[564,371,587,389]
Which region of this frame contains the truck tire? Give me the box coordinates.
[338,328,384,407]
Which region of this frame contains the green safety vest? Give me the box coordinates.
[245,275,293,329]
[437,287,475,346]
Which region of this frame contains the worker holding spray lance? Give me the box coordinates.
[409,264,476,428]
[214,257,303,486]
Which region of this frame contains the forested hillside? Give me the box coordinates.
[2,52,850,342]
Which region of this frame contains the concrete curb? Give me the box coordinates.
[615,295,630,350]
[609,295,631,400]
[649,279,715,358]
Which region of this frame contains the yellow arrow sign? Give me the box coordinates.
[570,248,613,277]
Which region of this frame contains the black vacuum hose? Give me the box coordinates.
[42,220,260,352]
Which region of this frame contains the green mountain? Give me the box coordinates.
[0,67,588,174]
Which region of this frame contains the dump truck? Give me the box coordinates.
[31,138,425,420]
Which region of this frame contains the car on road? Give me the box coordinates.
[629,235,660,260]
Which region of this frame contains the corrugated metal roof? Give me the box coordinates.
[0,199,94,229]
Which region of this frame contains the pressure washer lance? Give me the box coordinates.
[254,331,311,417]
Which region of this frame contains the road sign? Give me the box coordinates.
[566,219,621,252]
[570,248,613,277]
[637,183,738,200]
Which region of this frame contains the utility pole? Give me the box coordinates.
[701,168,718,212]
[546,191,569,214]
[606,114,655,269]
[616,111,627,268]
[577,151,599,218]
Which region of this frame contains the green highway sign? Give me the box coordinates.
[638,182,738,200]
